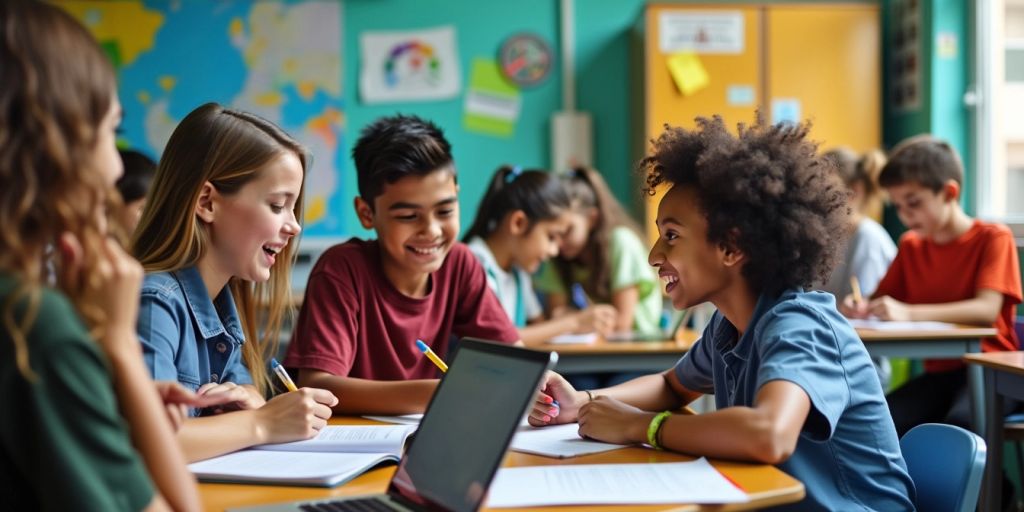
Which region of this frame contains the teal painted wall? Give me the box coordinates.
[341,0,562,237]
[881,0,969,237]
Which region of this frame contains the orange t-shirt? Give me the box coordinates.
[873,220,1022,373]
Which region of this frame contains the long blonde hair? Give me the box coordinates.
[132,103,307,395]
[0,0,118,379]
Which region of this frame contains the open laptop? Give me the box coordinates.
[231,338,558,512]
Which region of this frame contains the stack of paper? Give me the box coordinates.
[188,424,415,487]
[486,458,748,507]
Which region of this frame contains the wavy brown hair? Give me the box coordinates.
[641,115,848,295]
[0,0,117,379]
[554,166,645,301]
[131,103,308,395]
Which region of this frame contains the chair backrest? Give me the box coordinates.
[900,423,987,512]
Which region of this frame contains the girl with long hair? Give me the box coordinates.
[0,1,207,509]
[463,166,616,345]
[132,102,337,462]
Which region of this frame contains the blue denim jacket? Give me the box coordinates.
[137,266,252,415]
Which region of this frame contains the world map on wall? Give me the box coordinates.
[62,1,346,238]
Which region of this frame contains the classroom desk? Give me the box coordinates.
[544,329,699,375]
[963,351,1024,512]
[858,325,996,434]
[199,417,805,512]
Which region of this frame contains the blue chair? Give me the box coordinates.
[900,423,987,512]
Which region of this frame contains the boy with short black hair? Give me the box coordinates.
[842,134,1022,435]
[531,116,916,510]
[284,114,519,414]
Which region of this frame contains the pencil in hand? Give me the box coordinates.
[849,276,864,306]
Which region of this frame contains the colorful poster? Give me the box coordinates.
[61,1,347,239]
[464,58,520,137]
[359,26,460,104]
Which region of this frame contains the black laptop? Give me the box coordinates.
[230,338,558,512]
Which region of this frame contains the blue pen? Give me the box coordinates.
[570,283,589,310]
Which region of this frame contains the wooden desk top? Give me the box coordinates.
[543,329,700,355]
[199,417,804,512]
[856,325,996,341]
[964,351,1024,376]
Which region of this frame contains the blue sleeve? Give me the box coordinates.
[755,304,849,441]
[136,289,188,383]
[221,342,253,386]
[672,315,718,394]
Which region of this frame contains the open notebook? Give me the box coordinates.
[188,424,416,487]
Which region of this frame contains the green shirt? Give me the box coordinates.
[0,276,154,511]
[534,226,663,334]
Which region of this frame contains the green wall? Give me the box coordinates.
[342,0,562,237]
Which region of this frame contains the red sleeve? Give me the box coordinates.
[449,245,520,344]
[976,226,1023,305]
[872,235,910,301]
[284,266,362,376]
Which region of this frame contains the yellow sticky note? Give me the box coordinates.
[667,52,709,96]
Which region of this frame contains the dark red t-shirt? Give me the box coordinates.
[284,239,520,380]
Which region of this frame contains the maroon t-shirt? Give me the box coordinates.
[284,239,519,380]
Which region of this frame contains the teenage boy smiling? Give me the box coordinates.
[284,115,519,414]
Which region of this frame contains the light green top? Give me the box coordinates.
[534,226,662,334]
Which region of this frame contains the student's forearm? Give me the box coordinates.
[651,406,799,464]
[107,345,201,512]
[299,372,438,415]
[906,298,1001,324]
[520,316,580,346]
[611,285,639,332]
[176,411,265,462]
[594,373,691,412]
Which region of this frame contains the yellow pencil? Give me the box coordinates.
[271,358,299,392]
[850,276,864,306]
[415,339,449,373]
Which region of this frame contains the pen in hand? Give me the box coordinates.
[415,339,449,373]
[271,358,299,392]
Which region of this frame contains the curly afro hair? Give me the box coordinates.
[640,115,849,296]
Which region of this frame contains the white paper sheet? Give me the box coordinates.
[363,414,424,425]
[547,332,597,345]
[486,458,748,507]
[510,424,625,458]
[252,425,415,456]
[848,318,956,331]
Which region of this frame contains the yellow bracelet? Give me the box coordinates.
[647,410,672,450]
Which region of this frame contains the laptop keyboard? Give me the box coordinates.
[299,497,402,512]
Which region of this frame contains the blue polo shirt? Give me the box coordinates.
[137,266,253,416]
[675,289,915,511]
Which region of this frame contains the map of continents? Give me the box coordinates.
[62,1,346,237]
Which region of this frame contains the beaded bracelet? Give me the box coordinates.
[647,411,672,450]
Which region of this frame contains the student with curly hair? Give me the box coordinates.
[528,116,915,510]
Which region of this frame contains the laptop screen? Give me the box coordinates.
[387,339,556,512]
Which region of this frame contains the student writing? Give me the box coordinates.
[840,135,1023,436]
[534,166,661,337]
[131,103,338,463]
[463,165,616,345]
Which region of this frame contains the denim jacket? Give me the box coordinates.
[137,266,252,415]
